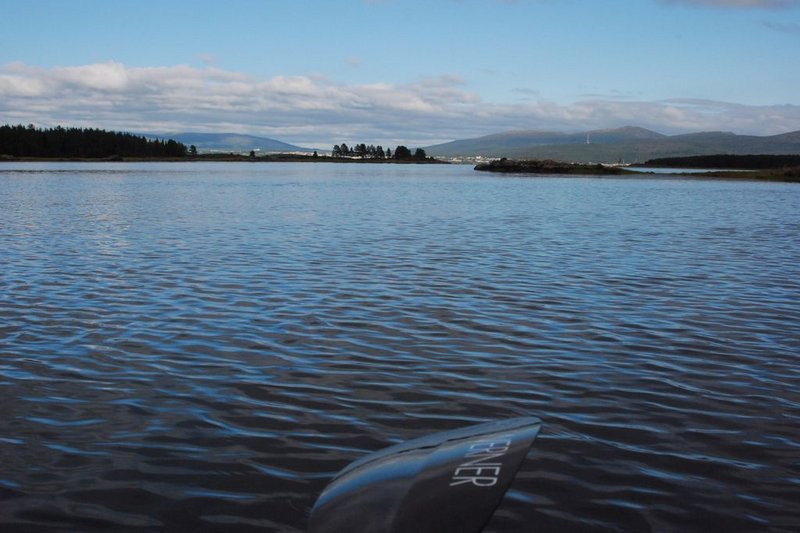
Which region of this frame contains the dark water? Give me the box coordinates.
[1,162,799,532]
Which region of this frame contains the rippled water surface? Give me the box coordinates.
[1,162,799,532]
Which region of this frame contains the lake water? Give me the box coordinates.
[1,162,799,532]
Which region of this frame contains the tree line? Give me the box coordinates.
[331,143,428,160]
[0,124,188,158]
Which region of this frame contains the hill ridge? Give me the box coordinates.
[152,132,314,153]
[426,126,800,163]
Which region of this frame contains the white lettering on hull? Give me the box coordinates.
[449,440,511,487]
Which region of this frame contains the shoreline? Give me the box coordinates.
[0,154,449,164]
[3,156,797,182]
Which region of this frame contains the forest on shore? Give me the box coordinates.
[0,124,188,159]
[331,143,429,161]
[0,125,444,164]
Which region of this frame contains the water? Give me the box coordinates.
[1,162,799,532]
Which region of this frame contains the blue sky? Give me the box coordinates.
[1,0,799,146]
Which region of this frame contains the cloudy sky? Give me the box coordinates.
[1,0,799,147]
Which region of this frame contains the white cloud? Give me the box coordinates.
[0,61,798,146]
[53,62,132,91]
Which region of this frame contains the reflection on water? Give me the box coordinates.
[1,162,799,532]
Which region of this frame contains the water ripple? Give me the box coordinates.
[1,162,799,531]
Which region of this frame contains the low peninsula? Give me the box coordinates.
[686,167,800,182]
[474,158,631,175]
[475,156,800,182]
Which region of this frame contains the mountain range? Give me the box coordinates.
[153,132,314,153]
[145,127,800,163]
[425,126,800,163]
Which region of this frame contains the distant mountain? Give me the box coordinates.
[426,126,800,163]
[156,133,314,153]
[427,127,665,157]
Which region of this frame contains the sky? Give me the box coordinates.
[1,0,799,147]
